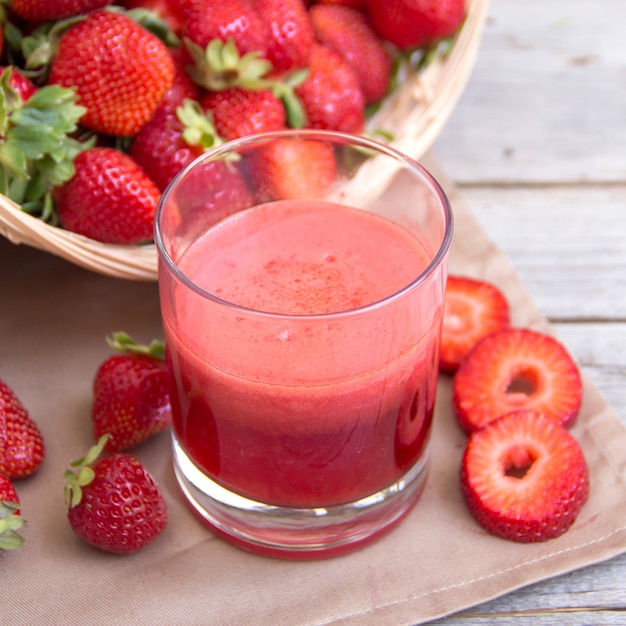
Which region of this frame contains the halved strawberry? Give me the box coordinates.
[439,275,510,374]
[453,328,583,433]
[461,410,589,543]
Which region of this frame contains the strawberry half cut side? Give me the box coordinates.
[453,327,583,433]
[439,275,510,374]
[460,410,590,543]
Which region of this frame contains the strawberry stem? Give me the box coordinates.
[106,331,166,360]
[64,434,109,509]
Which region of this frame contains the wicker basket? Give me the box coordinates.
[0,0,489,282]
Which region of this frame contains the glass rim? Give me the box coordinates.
[154,128,454,320]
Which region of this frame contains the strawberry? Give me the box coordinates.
[295,43,365,133]
[121,0,193,35]
[366,0,466,51]
[159,145,255,242]
[0,473,25,551]
[439,275,510,374]
[309,3,393,104]
[0,378,45,479]
[92,332,172,453]
[55,147,161,244]
[48,9,175,137]
[250,136,337,201]
[453,328,583,433]
[130,102,206,192]
[461,410,589,542]
[64,435,168,554]
[200,87,287,141]
[154,47,202,114]
[316,0,366,7]
[256,0,315,72]
[0,66,38,102]
[183,0,268,58]
[11,0,109,21]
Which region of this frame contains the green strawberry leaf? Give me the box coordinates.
[64,435,109,509]
[0,69,90,217]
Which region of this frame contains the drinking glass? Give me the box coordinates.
[155,129,453,559]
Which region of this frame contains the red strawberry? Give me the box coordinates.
[121,0,193,35]
[256,0,315,72]
[439,275,510,374]
[295,43,365,133]
[183,0,268,58]
[130,104,205,192]
[154,47,203,115]
[0,66,38,102]
[461,410,589,543]
[11,0,109,21]
[0,379,45,479]
[453,328,583,433]
[309,4,393,104]
[160,149,255,245]
[200,87,287,141]
[366,0,466,51]
[48,10,175,137]
[251,136,337,201]
[129,49,204,191]
[92,332,171,453]
[64,436,168,554]
[317,0,366,7]
[0,474,25,551]
[56,147,161,244]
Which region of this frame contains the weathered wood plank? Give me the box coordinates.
[435,0,626,184]
[453,185,626,320]
[431,552,626,624]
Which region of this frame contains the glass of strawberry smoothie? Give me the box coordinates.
[155,130,453,559]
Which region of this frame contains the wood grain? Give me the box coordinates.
[431,0,626,622]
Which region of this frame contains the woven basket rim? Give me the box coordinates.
[0,0,489,282]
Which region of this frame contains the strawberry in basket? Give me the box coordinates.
[0,0,468,249]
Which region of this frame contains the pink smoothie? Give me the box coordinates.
[161,199,444,507]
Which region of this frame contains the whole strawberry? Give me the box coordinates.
[0,474,25,551]
[0,66,38,102]
[65,435,168,554]
[48,9,175,137]
[92,332,171,453]
[11,0,109,21]
[251,136,337,201]
[295,44,365,133]
[55,147,161,244]
[183,0,268,58]
[309,3,393,104]
[121,0,193,35]
[367,0,466,51]
[0,378,45,479]
[200,87,287,141]
[256,0,314,72]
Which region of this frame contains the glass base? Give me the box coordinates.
[172,434,429,559]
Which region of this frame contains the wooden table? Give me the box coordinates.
[431,0,626,622]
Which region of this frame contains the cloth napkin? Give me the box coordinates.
[1,156,626,626]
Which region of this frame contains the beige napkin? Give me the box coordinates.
[2,155,626,625]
